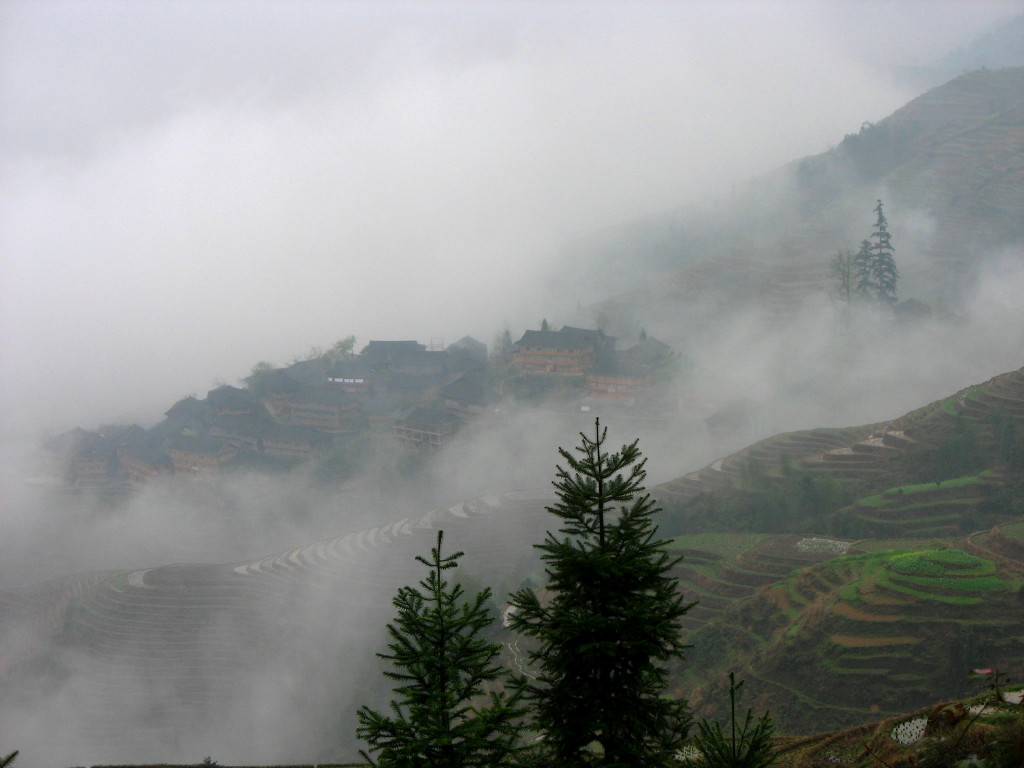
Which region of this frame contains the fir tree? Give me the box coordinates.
[508,419,694,767]
[853,200,899,305]
[868,199,899,304]
[853,239,874,299]
[357,530,525,768]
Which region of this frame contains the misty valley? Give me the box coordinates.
[3,11,1024,768]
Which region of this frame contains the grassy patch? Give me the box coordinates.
[892,573,1007,592]
[1000,520,1024,541]
[875,572,985,605]
[857,494,887,507]
[668,532,765,558]
[889,549,990,574]
[885,476,983,494]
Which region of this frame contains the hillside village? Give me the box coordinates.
[41,326,678,489]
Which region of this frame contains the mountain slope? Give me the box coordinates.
[653,364,1024,540]
[582,67,1024,321]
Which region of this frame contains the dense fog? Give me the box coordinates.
[2,2,1023,766]
[2,0,1017,436]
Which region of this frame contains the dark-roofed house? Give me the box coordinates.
[621,336,673,366]
[42,428,117,486]
[361,340,426,363]
[440,369,489,418]
[167,436,238,479]
[287,385,363,431]
[105,424,150,469]
[262,423,331,459]
[360,341,427,378]
[585,360,653,404]
[393,406,460,452]
[586,335,675,404]
[163,396,211,436]
[209,413,272,453]
[73,435,117,485]
[446,336,488,372]
[121,436,173,484]
[206,385,254,416]
[357,341,450,403]
[512,327,613,376]
[281,358,329,386]
[560,326,616,356]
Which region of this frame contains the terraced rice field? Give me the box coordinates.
[652,426,873,506]
[0,490,555,764]
[686,532,1024,734]
[668,533,851,632]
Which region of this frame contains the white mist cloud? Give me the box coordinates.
[3,0,1016,436]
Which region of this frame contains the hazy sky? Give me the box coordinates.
[1,0,1020,436]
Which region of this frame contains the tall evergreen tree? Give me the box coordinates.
[868,199,899,304]
[508,420,693,767]
[853,200,899,305]
[853,239,874,299]
[357,530,525,768]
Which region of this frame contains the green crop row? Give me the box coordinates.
[892,573,1007,592]
[887,549,992,577]
[923,549,989,567]
[883,475,984,496]
[875,573,985,604]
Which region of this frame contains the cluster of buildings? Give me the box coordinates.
[42,327,675,488]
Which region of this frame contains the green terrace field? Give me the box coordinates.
[674,528,1024,735]
[840,474,1009,538]
[657,366,1024,545]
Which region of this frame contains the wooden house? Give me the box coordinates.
[360,340,426,369]
[513,330,593,375]
[162,396,211,436]
[446,336,488,372]
[167,436,238,479]
[121,437,173,484]
[208,413,271,453]
[585,361,653,404]
[262,423,330,459]
[205,385,254,416]
[585,335,674,404]
[560,326,616,357]
[621,336,674,367]
[440,369,489,418]
[287,385,363,431]
[73,436,117,485]
[393,406,460,452]
[42,428,117,486]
